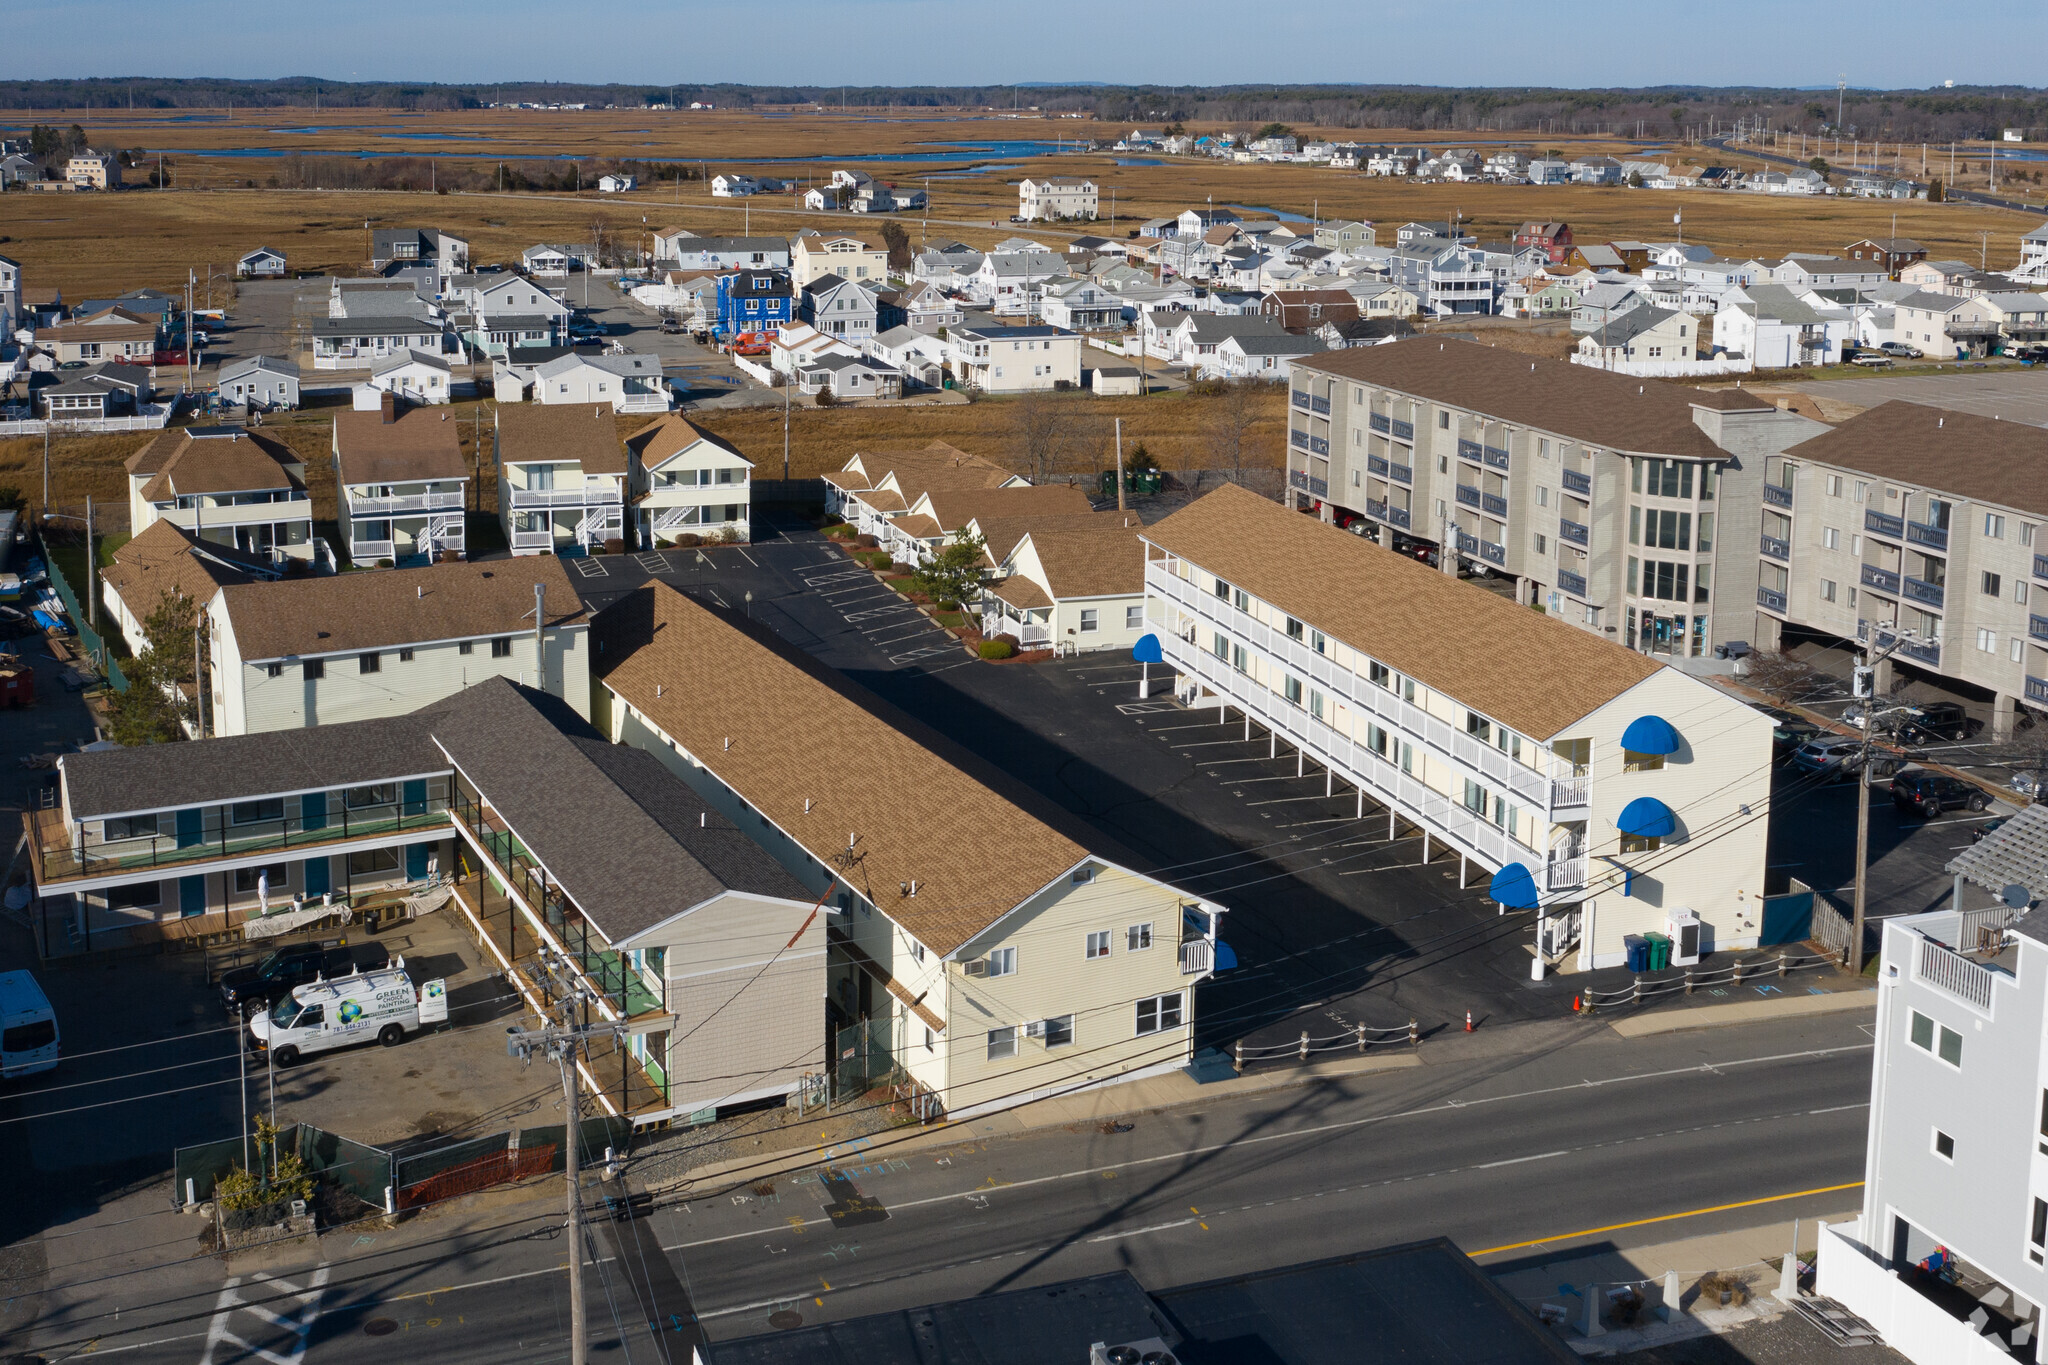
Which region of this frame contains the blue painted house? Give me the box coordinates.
[715,269,793,338]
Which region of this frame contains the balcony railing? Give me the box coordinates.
[507,485,623,509]
[1389,462,1412,485]
[1367,455,1390,476]
[1558,569,1588,597]
[1310,395,1331,415]
[1455,484,1481,509]
[1390,419,1414,441]
[1545,856,1587,893]
[1482,445,1511,471]
[2031,614,2048,642]
[1309,436,1330,456]
[1757,584,1787,613]
[2034,553,2048,583]
[1288,468,1328,497]
[1864,509,1905,539]
[1457,439,1483,464]
[1557,471,1591,500]
[1386,504,1411,529]
[1365,498,1389,521]
[1903,576,1945,609]
[1290,429,1310,451]
[1858,621,1941,667]
[1550,777,1589,810]
[1291,390,1313,411]
[510,529,558,552]
[1369,411,1391,433]
[347,490,465,516]
[1478,541,1505,566]
[27,796,450,886]
[1481,492,1509,518]
[1860,564,1901,595]
[1179,938,1214,975]
[1558,519,1588,546]
[1760,534,1790,561]
[1906,521,1949,552]
[1914,934,1994,1012]
[2029,675,2048,706]
[1762,483,1793,509]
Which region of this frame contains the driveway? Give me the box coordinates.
[1807,366,2048,423]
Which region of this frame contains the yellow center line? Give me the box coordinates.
[1468,1182,1865,1258]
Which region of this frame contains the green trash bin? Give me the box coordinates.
[1644,932,1671,971]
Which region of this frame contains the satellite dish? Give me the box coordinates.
[2002,883,2032,911]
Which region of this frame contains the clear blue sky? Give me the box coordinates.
[6,0,2046,89]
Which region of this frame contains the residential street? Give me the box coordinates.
[11,1010,1876,1362]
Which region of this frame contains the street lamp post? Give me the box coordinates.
[1849,631,1917,976]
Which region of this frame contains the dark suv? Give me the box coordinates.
[1897,702,1982,747]
[1890,769,1990,818]
[219,940,389,1013]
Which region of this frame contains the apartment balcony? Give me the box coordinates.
[1365,498,1388,522]
[1369,411,1391,434]
[1308,435,1330,456]
[26,796,451,889]
[1860,563,1901,596]
[1457,439,1484,465]
[1390,418,1414,440]
[1759,534,1790,561]
[1310,394,1331,415]
[1389,461,1412,485]
[1561,468,1592,496]
[1179,938,1214,975]
[1291,389,1313,411]
[510,529,558,553]
[1482,444,1511,471]
[1914,933,1995,1012]
[1858,621,1941,667]
[1757,584,1788,614]
[1386,504,1411,529]
[1549,775,1590,812]
[2029,675,2048,706]
[2030,614,2048,643]
[615,391,671,414]
[1481,492,1509,518]
[1905,520,1949,552]
[1902,576,1945,609]
[1559,518,1589,546]
[2034,553,2048,583]
[1762,483,1793,509]
[346,490,465,516]
[1545,855,1587,893]
[1558,569,1588,598]
[1367,455,1390,477]
[1864,509,1905,540]
[1290,429,1310,451]
[1455,484,1481,509]
[164,497,314,531]
[1288,468,1329,498]
[506,485,624,510]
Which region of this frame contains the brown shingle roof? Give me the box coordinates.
[1295,338,1728,459]
[972,511,1143,563]
[132,429,305,502]
[333,407,468,486]
[989,575,1054,611]
[624,413,748,471]
[1142,484,1663,740]
[591,584,1098,957]
[890,513,943,540]
[918,484,1094,531]
[494,403,629,477]
[1782,401,2048,518]
[1016,526,1147,599]
[218,558,585,661]
[99,520,256,619]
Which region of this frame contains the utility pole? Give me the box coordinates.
[507,1008,628,1365]
[1835,75,1847,134]
[1114,417,1125,511]
[1849,631,1916,975]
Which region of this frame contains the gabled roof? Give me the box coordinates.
[915,484,1094,533]
[1582,306,1683,348]
[625,412,749,472]
[1782,401,2048,520]
[494,402,629,476]
[372,349,450,377]
[592,585,1127,957]
[218,354,301,383]
[1012,525,1146,599]
[1144,484,1663,739]
[1895,289,1970,313]
[218,557,584,662]
[333,404,468,485]
[128,427,304,502]
[99,519,261,622]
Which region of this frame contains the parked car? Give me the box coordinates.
[1849,353,1893,368]
[1896,702,1982,747]
[658,317,685,335]
[1790,737,1902,783]
[219,940,389,1014]
[1880,342,1923,358]
[1753,705,1823,758]
[1890,768,1990,817]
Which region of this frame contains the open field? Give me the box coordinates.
[0,384,1289,523]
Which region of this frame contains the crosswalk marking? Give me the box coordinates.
[198,1266,328,1365]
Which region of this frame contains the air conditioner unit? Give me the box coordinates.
[964,959,989,978]
[1090,1340,1180,1365]
[1024,1020,1047,1038]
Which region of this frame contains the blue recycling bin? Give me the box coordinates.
[1624,935,1650,973]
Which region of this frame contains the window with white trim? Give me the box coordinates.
[1127,923,1153,951]
[1136,992,1184,1035]
[987,1026,1017,1060]
[1908,1009,1962,1067]
[985,946,1016,977]
[1085,931,1111,960]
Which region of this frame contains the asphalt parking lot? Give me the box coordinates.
[1813,365,2048,423]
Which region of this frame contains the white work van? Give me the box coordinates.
[248,961,447,1065]
[0,970,59,1079]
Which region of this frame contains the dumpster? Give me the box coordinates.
[1624,935,1650,973]
[1644,932,1672,971]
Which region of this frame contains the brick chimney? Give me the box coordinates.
[380,389,397,424]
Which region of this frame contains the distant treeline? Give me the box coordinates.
[3,78,2047,142]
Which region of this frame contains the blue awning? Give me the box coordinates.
[1489,862,1541,909]
[1132,632,1164,664]
[1212,940,1238,970]
[1621,714,1681,755]
[1617,796,1677,839]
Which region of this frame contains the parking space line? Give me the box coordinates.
[1246,796,1342,807]
[632,552,670,574]
[572,557,610,579]
[1171,740,1263,750]
[735,547,760,567]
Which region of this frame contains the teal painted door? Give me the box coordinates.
[179,875,205,917]
[175,808,203,849]
[402,780,427,817]
[303,856,329,897]
[406,843,429,881]
[301,791,327,832]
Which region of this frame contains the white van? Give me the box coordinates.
[247,961,447,1065]
[0,970,60,1079]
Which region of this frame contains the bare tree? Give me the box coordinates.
[1205,379,1263,486]
[1013,393,1072,484]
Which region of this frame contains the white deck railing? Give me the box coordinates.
[1915,933,1996,1012]
[347,491,465,516]
[506,486,623,509]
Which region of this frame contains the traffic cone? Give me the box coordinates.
[1572,994,1582,1013]
[1464,1009,1474,1033]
